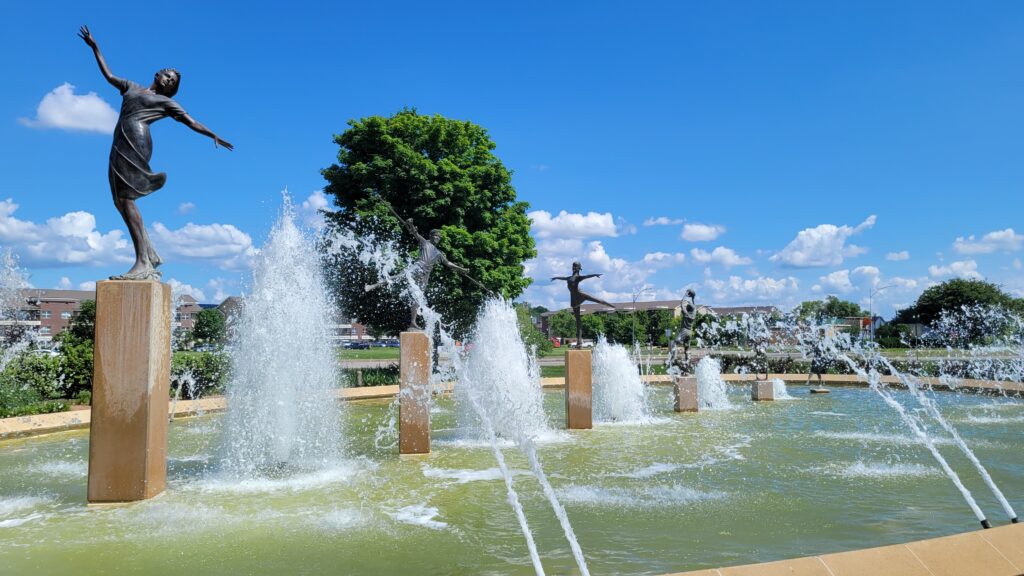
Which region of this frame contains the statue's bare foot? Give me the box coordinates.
[147,246,163,269]
[110,264,162,281]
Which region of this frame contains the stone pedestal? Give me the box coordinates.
[752,380,775,401]
[673,376,698,412]
[399,331,430,455]
[565,349,592,429]
[87,280,171,504]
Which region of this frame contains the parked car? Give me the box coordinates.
[384,339,400,348]
[344,341,370,350]
[29,348,59,357]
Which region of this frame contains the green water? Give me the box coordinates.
[1,386,1021,575]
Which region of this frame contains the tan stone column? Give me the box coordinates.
[399,331,430,455]
[87,280,171,503]
[673,376,698,412]
[565,349,592,429]
[752,380,775,401]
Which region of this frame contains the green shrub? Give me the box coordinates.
[0,399,68,419]
[342,365,399,387]
[56,335,93,398]
[2,354,62,399]
[75,390,92,406]
[171,352,231,398]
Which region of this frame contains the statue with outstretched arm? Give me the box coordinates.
[78,25,233,280]
[551,261,615,349]
[365,211,489,330]
[668,289,697,373]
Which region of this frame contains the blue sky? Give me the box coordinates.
[2,1,1023,316]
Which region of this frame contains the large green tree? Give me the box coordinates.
[192,309,226,345]
[894,279,1024,325]
[321,109,536,335]
[794,296,866,322]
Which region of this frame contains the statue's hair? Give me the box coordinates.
[155,68,181,97]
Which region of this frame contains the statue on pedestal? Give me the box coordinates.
[78,26,233,281]
[365,200,488,330]
[551,262,615,349]
[668,289,697,374]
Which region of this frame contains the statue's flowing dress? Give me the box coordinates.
[107,78,188,199]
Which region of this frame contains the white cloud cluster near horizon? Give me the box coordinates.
[885,250,910,261]
[151,221,256,270]
[0,198,132,267]
[19,83,117,134]
[690,246,750,269]
[771,215,876,268]
[929,259,982,280]
[529,209,621,239]
[167,277,237,304]
[0,197,256,273]
[953,228,1023,255]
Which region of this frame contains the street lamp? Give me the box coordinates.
[868,283,895,340]
[631,284,653,347]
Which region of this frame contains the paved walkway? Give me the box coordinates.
[666,522,1024,576]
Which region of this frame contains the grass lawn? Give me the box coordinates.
[338,348,401,360]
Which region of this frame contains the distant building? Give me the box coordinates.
[6,289,229,343]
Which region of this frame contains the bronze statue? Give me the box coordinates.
[668,289,697,374]
[78,26,233,280]
[751,315,770,381]
[806,328,829,387]
[365,200,487,330]
[551,262,615,349]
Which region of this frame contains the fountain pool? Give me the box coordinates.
[1,385,1021,575]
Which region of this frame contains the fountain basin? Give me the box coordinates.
[1,384,1021,575]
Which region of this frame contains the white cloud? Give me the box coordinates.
[770,215,876,268]
[928,259,982,280]
[299,190,334,229]
[150,221,256,270]
[885,250,910,261]
[78,280,96,291]
[529,210,620,239]
[641,252,686,267]
[177,202,196,215]
[689,246,751,269]
[0,198,132,267]
[1014,258,1022,271]
[167,278,207,303]
[953,228,1024,255]
[643,216,684,226]
[703,275,800,305]
[19,83,117,133]
[681,223,726,242]
[817,269,854,293]
[204,278,234,303]
[56,277,71,290]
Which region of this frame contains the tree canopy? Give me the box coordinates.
[193,309,226,345]
[321,109,536,335]
[793,296,867,322]
[894,279,1024,325]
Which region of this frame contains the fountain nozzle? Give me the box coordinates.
[981,519,992,529]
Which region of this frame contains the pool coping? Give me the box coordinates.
[2,374,1019,440]
[664,521,1024,576]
